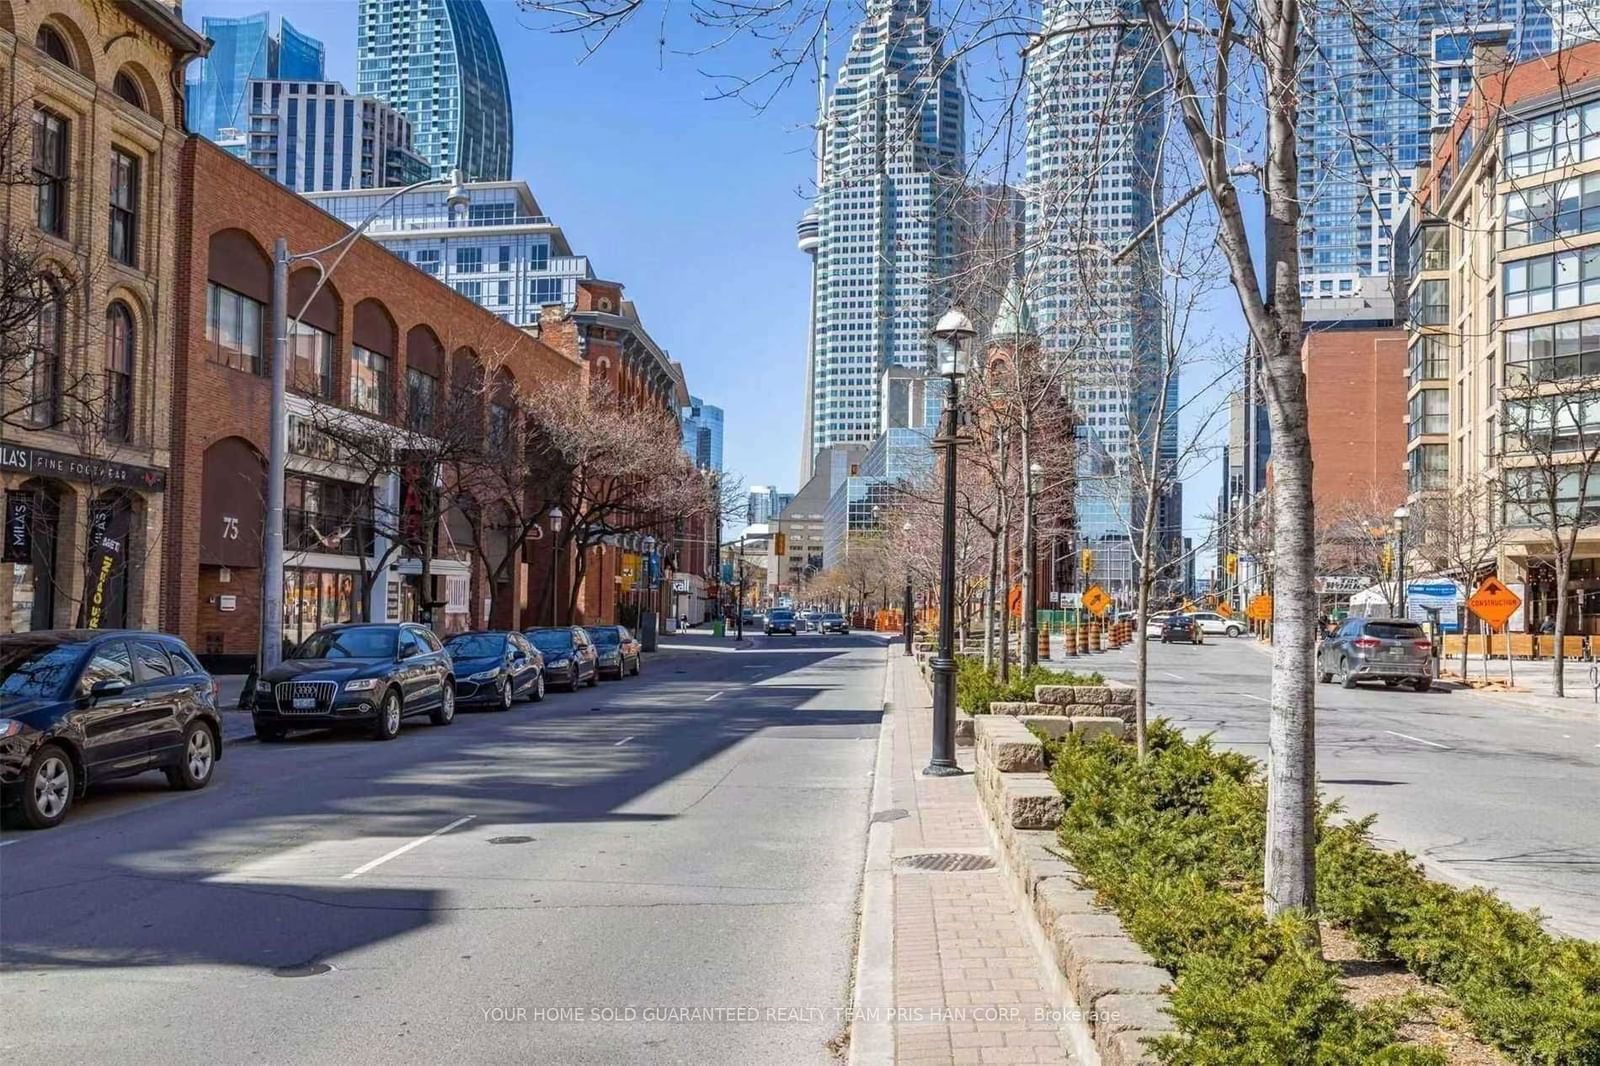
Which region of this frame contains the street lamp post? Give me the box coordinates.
[1024,460,1042,667]
[1393,505,1409,617]
[258,170,468,676]
[902,520,914,656]
[926,308,974,777]
[547,506,564,624]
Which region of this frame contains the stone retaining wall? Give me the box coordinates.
[973,716,1175,1066]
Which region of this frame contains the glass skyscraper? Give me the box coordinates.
[681,396,725,472]
[1025,0,1171,593]
[1298,0,1551,302]
[187,13,325,140]
[357,0,513,181]
[802,0,965,459]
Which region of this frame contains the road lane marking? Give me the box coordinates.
[1384,729,1450,750]
[614,736,635,746]
[1239,693,1270,703]
[340,815,476,880]
[704,691,723,701]
[1162,671,1185,681]
[0,839,17,848]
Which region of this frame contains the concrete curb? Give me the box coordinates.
[846,648,898,1066]
[973,716,1176,1066]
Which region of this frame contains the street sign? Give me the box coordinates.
[1082,584,1112,617]
[1467,576,1521,629]
[1215,601,1233,619]
[1247,594,1273,621]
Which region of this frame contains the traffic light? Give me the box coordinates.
[1225,553,1238,576]
[1380,544,1394,577]
[1080,548,1094,574]
[773,532,787,556]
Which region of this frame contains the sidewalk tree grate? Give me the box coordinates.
[488,836,536,845]
[894,852,995,873]
[870,808,910,824]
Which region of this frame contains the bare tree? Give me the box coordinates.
[1410,475,1499,680]
[1498,376,1600,696]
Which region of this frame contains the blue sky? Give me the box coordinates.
[184,0,1231,560]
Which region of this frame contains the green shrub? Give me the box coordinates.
[1041,722,1600,1065]
[954,656,1103,713]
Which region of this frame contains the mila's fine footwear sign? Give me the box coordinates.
[0,443,167,492]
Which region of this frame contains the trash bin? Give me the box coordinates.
[712,618,725,637]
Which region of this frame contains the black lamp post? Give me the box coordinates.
[902,519,915,655]
[1393,504,1409,617]
[926,308,974,777]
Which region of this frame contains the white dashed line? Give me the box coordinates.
[704,691,723,701]
[614,736,635,746]
[1239,693,1270,703]
[1384,729,1450,750]
[340,815,475,880]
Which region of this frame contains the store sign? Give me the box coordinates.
[82,530,124,629]
[0,443,166,492]
[1316,574,1366,595]
[4,492,32,564]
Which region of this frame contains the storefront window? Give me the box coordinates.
[282,566,365,647]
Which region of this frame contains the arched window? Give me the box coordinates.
[24,282,64,428]
[35,24,73,68]
[105,303,135,441]
[113,71,144,110]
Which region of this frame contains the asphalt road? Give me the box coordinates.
[0,632,889,1065]
[1083,636,1600,939]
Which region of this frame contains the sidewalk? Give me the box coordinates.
[851,651,1084,1066]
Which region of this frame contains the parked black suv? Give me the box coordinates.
[253,623,455,741]
[0,630,223,830]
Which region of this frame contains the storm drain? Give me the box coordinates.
[894,852,995,873]
[271,962,332,978]
[488,836,536,845]
[870,808,909,824]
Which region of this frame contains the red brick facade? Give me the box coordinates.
[1302,327,1409,515]
[165,138,578,660]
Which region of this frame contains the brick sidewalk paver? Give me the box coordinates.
[883,653,1079,1065]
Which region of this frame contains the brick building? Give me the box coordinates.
[1,0,206,634]
[1302,324,1409,516]
[166,137,577,664]
[1403,39,1600,633]
[530,281,712,629]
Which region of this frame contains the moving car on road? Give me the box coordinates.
[765,609,799,635]
[1144,611,1174,637]
[254,623,455,742]
[800,611,822,632]
[0,630,223,829]
[585,625,642,679]
[1160,614,1204,644]
[524,627,599,691]
[445,631,545,709]
[820,613,850,634]
[1188,611,1245,638]
[1318,617,1434,691]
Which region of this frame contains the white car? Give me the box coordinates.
[1143,611,1174,637]
[1187,611,1245,638]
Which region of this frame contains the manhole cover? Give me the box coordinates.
[271,962,332,978]
[488,836,535,845]
[870,808,909,824]
[894,852,995,873]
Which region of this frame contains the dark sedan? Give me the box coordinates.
[0,630,223,830]
[1160,614,1204,645]
[445,631,545,709]
[820,613,850,634]
[765,609,799,635]
[585,625,641,679]
[253,623,455,741]
[523,627,599,691]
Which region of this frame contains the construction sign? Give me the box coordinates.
[1082,584,1112,617]
[1008,584,1023,618]
[1467,576,1521,630]
[1215,601,1234,619]
[1247,594,1273,621]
